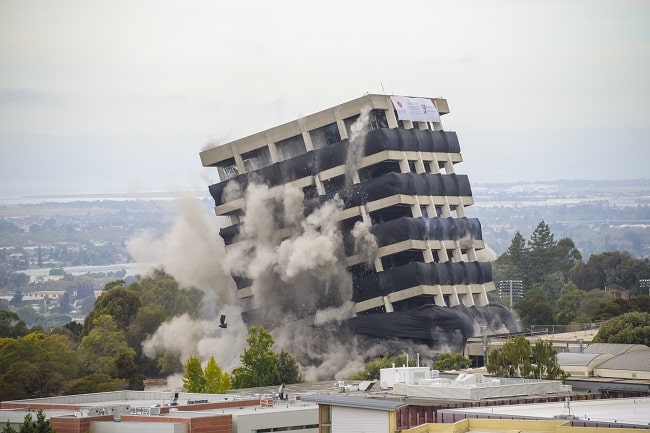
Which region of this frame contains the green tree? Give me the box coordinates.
[515,294,554,328]
[137,269,203,318]
[577,289,614,322]
[555,282,584,325]
[486,336,533,378]
[594,299,623,320]
[115,351,143,390]
[277,349,303,384]
[77,314,135,377]
[82,286,141,336]
[182,355,205,392]
[593,312,650,345]
[506,232,528,270]
[0,311,29,338]
[530,339,566,380]
[68,373,126,394]
[204,356,232,393]
[570,251,650,293]
[232,326,280,388]
[351,354,416,380]
[552,237,582,280]
[1,420,18,433]
[628,295,650,313]
[17,410,54,433]
[433,353,471,371]
[527,221,556,287]
[157,350,183,376]
[0,333,78,400]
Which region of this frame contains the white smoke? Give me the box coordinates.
[476,243,498,262]
[225,182,353,328]
[344,106,371,186]
[127,195,234,303]
[141,309,246,371]
[128,195,248,371]
[352,220,378,265]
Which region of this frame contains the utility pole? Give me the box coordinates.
[482,325,488,367]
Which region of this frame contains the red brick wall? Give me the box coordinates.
[50,415,114,433]
[189,414,232,433]
[119,414,233,433]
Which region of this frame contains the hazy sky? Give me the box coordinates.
[1,0,649,198]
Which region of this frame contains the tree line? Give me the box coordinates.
[494,220,650,329]
[0,268,304,401]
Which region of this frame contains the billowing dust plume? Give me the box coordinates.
[128,196,247,371]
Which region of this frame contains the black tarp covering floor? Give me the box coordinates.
[347,304,517,349]
[209,128,464,207]
[353,261,493,302]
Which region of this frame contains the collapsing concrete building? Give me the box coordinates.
[200,94,517,350]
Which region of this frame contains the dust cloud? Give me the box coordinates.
[128,196,248,372]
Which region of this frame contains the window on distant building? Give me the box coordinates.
[275,135,307,161]
[369,109,388,129]
[344,114,361,138]
[310,122,341,148]
[216,157,239,180]
[241,147,272,171]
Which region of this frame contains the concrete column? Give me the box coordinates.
[449,286,461,306]
[383,297,394,313]
[268,142,279,163]
[359,204,371,224]
[386,108,399,129]
[452,242,463,262]
[463,291,476,307]
[444,158,455,174]
[411,196,423,218]
[429,154,440,174]
[298,118,314,152]
[441,198,452,217]
[415,152,426,174]
[314,175,326,196]
[434,286,446,306]
[302,131,314,152]
[334,109,348,140]
[234,153,245,174]
[423,248,434,263]
[477,285,490,306]
[399,154,410,173]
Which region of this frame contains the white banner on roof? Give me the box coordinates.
[390,95,440,123]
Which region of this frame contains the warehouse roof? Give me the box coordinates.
[556,352,608,367]
[583,343,648,355]
[597,350,650,371]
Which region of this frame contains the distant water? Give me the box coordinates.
[0,190,210,206]
[21,262,158,279]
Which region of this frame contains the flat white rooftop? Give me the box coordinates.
[442,396,650,427]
